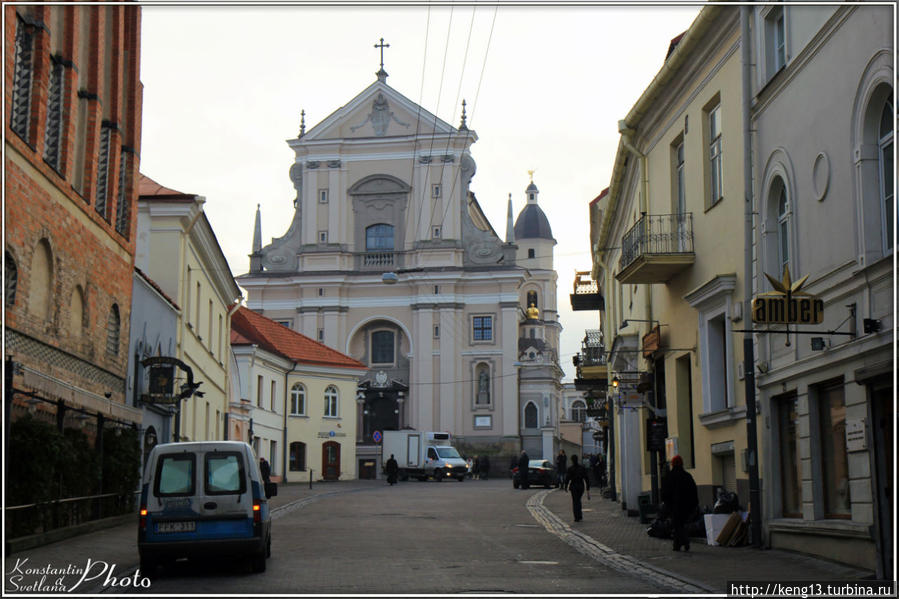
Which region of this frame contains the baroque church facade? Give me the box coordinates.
[238,64,563,477]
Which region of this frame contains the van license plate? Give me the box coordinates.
[156,521,196,533]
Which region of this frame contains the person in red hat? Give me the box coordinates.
[661,455,698,551]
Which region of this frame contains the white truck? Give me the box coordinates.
[381,430,468,482]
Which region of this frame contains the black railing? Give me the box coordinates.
[5,491,139,539]
[619,212,693,271]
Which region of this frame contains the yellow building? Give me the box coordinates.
[136,175,242,443]
[594,6,759,510]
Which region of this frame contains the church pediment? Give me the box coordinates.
[303,81,456,141]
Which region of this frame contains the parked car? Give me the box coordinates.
[511,459,558,489]
[138,441,276,576]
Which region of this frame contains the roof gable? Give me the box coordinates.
[231,307,365,370]
[302,80,457,141]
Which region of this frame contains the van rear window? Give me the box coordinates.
[205,453,246,495]
[155,454,195,496]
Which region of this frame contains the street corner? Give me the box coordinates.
[4,556,152,594]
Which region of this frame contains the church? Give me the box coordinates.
[237,48,564,477]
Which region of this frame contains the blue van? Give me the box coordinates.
[138,441,275,575]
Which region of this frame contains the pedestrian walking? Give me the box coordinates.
[661,455,698,552]
[479,454,490,480]
[564,455,591,522]
[555,450,567,488]
[385,454,399,485]
[259,457,271,484]
[517,450,530,489]
[472,456,480,480]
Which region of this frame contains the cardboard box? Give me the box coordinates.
[704,514,732,546]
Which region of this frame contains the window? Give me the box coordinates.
[878,98,894,252]
[154,454,195,496]
[218,314,223,359]
[289,442,306,471]
[275,319,292,329]
[433,325,440,339]
[524,402,538,429]
[318,288,324,297]
[29,239,53,320]
[106,304,120,356]
[208,299,213,347]
[205,453,246,495]
[318,231,328,243]
[776,392,802,518]
[195,282,201,329]
[365,224,394,251]
[115,151,131,237]
[473,316,493,342]
[571,400,587,423]
[95,124,113,220]
[432,226,441,239]
[318,328,324,342]
[527,248,535,259]
[527,291,539,310]
[6,252,18,307]
[432,184,441,198]
[257,375,263,407]
[290,384,306,416]
[704,102,723,208]
[434,285,439,294]
[764,6,787,78]
[10,15,35,142]
[43,57,65,171]
[707,313,728,411]
[371,330,395,364]
[675,139,686,213]
[777,185,790,275]
[319,189,329,203]
[69,286,85,337]
[270,380,277,411]
[324,385,339,418]
[817,382,850,518]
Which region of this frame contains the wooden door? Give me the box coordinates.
[322,441,340,480]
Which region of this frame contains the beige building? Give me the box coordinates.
[594,7,753,511]
[238,65,564,475]
[230,307,366,481]
[136,175,242,443]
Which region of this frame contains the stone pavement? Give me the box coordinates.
[537,486,875,593]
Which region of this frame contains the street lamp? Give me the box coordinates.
[382,272,398,284]
[612,376,619,388]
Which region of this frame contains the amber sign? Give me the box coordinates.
[752,267,824,325]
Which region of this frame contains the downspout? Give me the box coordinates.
[283,368,290,483]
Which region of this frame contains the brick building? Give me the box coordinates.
[5,3,144,440]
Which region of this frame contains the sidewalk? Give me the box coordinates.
[3,480,377,594]
[540,488,875,593]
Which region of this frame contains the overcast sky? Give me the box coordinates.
[138,3,703,382]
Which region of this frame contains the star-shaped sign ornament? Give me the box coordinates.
[752,265,824,326]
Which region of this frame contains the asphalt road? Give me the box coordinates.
[134,478,664,594]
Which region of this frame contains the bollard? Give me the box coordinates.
[309,469,313,489]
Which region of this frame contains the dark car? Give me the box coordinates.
[511,459,558,489]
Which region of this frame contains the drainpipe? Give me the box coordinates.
[741,6,763,548]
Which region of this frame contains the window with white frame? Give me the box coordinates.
[324,385,339,417]
[318,231,328,244]
[764,6,787,79]
[685,275,736,417]
[777,184,791,276]
[878,98,894,252]
[570,400,587,423]
[319,189,329,203]
[708,104,723,206]
[674,138,686,214]
[290,383,306,416]
[432,184,441,198]
[432,226,441,239]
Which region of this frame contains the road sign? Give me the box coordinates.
[372,430,382,443]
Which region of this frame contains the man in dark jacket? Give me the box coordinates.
[564,455,591,522]
[517,450,530,489]
[385,454,399,485]
[661,455,699,551]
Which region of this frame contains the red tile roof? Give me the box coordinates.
[138,173,194,199]
[231,307,365,370]
[135,266,180,311]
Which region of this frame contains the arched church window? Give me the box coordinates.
[324,385,339,417]
[524,402,538,429]
[527,291,538,309]
[29,238,53,320]
[5,251,17,306]
[371,330,395,364]
[106,304,120,356]
[366,224,394,251]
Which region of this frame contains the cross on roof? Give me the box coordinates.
[374,37,390,70]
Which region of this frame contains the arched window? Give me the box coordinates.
[776,184,790,276]
[365,224,394,251]
[878,98,894,252]
[289,441,306,471]
[5,251,17,306]
[524,402,538,429]
[69,285,85,337]
[527,290,538,309]
[571,400,587,423]
[324,385,339,417]
[290,383,306,416]
[371,330,394,364]
[28,238,53,319]
[106,304,120,355]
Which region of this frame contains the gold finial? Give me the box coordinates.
[527,169,535,182]
[526,302,540,320]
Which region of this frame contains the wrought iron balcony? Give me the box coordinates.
[573,329,608,390]
[570,271,604,311]
[617,212,695,284]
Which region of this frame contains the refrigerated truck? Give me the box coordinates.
[381,430,468,481]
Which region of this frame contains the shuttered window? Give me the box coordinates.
[11,16,35,142]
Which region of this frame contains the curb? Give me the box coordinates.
[528,489,716,594]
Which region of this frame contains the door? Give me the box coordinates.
[322,441,340,481]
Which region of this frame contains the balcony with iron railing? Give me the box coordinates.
[573,329,608,390]
[616,212,695,284]
[570,271,605,311]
